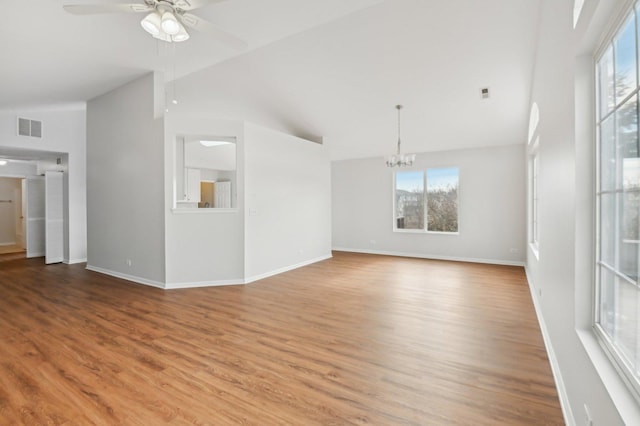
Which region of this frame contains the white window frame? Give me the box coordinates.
[392,168,460,235]
[594,0,640,401]
[528,101,541,259]
[530,149,540,256]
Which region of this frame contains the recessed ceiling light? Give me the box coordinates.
[0,160,8,166]
[200,141,232,147]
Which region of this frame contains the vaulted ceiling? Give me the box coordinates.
[3,0,540,160]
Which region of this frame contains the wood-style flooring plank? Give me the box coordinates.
[0,251,563,425]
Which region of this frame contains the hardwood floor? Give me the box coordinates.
[0,251,563,425]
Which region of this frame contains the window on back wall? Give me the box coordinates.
[394,171,424,230]
[595,1,640,400]
[394,168,458,233]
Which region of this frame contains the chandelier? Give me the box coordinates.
[140,4,190,43]
[385,105,415,167]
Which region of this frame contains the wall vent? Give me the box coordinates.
[17,117,43,138]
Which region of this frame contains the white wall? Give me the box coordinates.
[0,107,86,263]
[0,178,20,245]
[164,117,245,287]
[332,144,526,265]
[87,73,165,285]
[526,0,640,424]
[244,122,332,280]
[164,116,331,286]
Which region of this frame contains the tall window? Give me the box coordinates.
[394,168,459,233]
[528,101,541,255]
[531,153,539,250]
[595,3,640,398]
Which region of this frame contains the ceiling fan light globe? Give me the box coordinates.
[161,12,181,35]
[140,12,161,36]
[172,23,190,42]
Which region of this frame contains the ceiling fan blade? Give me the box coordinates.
[63,3,152,15]
[181,13,247,50]
[174,0,230,11]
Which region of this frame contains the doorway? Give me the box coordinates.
[0,177,24,255]
[0,148,67,263]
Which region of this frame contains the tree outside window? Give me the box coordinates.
[394,168,458,233]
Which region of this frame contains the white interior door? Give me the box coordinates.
[20,180,26,249]
[45,171,64,264]
[25,176,45,258]
[14,184,24,249]
[214,181,231,208]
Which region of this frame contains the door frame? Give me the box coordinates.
[0,149,70,262]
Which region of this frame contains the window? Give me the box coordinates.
[528,101,541,255]
[595,3,640,398]
[394,171,424,230]
[573,0,585,29]
[394,168,458,233]
[528,103,540,144]
[174,135,237,210]
[531,152,539,250]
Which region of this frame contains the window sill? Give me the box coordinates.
[576,328,640,423]
[171,208,238,214]
[393,229,459,235]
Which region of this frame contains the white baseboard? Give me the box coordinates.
[27,252,45,258]
[332,247,525,267]
[165,279,245,290]
[86,255,333,290]
[160,254,333,289]
[86,265,165,289]
[64,258,87,265]
[244,254,333,284]
[524,267,575,426]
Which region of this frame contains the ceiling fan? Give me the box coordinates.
[63,0,247,49]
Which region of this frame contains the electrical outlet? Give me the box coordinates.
[125,259,132,266]
[538,288,542,297]
[509,248,519,254]
[370,239,377,244]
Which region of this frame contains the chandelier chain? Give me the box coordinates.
[397,105,402,155]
